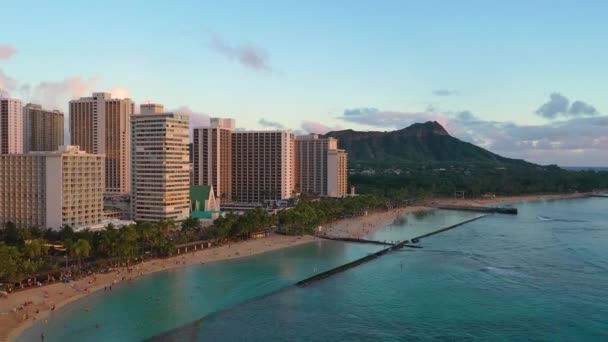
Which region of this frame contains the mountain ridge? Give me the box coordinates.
[323,121,535,166]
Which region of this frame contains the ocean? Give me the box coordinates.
[20,197,608,341]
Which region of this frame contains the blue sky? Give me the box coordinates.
[1,0,607,166]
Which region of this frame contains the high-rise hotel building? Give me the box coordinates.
[232,130,296,203]
[193,118,235,202]
[131,104,190,222]
[0,96,23,154]
[70,92,133,194]
[0,145,104,230]
[295,134,348,197]
[327,148,348,197]
[24,103,64,152]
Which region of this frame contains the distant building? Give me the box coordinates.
[327,148,348,197]
[131,104,190,222]
[23,103,64,152]
[232,130,296,203]
[295,134,348,197]
[193,118,350,204]
[0,145,104,230]
[70,92,133,195]
[193,118,235,202]
[0,96,23,154]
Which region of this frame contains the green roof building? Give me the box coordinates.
[190,185,222,223]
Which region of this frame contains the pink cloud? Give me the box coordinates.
[171,105,210,127]
[30,76,101,110]
[301,120,344,134]
[169,105,211,141]
[0,45,17,60]
[107,86,130,99]
[0,70,18,93]
[210,33,271,71]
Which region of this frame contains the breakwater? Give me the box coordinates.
[297,215,489,286]
[315,236,395,246]
[436,205,517,214]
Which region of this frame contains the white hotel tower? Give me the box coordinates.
[131,104,190,222]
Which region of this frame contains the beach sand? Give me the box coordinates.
[0,234,318,341]
[322,206,432,239]
[0,192,589,340]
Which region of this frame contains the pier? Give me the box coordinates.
[589,194,608,198]
[409,215,489,241]
[296,239,412,286]
[297,215,489,286]
[314,236,395,246]
[435,205,517,215]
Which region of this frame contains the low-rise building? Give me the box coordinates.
[190,185,222,225]
[0,145,104,230]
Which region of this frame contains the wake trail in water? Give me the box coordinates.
[536,215,587,223]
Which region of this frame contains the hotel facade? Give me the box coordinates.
[192,118,234,202]
[192,118,349,205]
[0,145,105,230]
[131,104,190,222]
[327,148,348,197]
[231,130,296,203]
[23,103,64,152]
[0,96,23,154]
[70,92,133,195]
[295,134,348,197]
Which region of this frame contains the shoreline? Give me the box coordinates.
[2,234,318,341]
[1,192,593,341]
[430,192,590,207]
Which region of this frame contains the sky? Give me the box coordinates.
[1,0,607,166]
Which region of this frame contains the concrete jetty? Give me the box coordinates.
[297,215,489,286]
[296,239,412,286]
[409,215,489,241]
[315,236,395,246]
[435,205,517,215]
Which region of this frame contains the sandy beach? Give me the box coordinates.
[322,206,432,239]
[0,192,590,341]
[0,234,318,341]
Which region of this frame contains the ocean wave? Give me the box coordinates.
[536,215,587,223]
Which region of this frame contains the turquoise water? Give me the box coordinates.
[19,241,383,341]
[367,209,481,243]
[153,198,608,341]
[21,198,608,341]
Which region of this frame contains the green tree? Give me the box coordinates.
[21,239,49,260]
[0,242,23,284]
[116,226,139,263]
[1,222,21,246]
[72,239,91,269]
[181,217,200,231]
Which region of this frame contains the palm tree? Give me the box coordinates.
[72,239,91,269]
[117,226,139,264]
[181,217,200,231]
[21,239,48,260]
